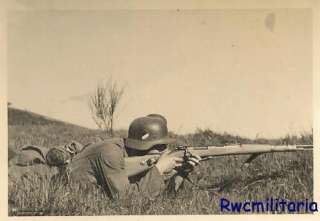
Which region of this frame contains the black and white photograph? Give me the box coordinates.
[2,0,319,217]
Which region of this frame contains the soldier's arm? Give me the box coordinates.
[98,145,167,200]
[164,154,202,193]
[126,166,166,199]
[125,150,185,198]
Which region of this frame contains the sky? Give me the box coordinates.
[7,9,313,138]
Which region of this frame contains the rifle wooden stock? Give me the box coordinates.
[125,144,313,177]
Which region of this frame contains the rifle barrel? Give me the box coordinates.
[188,144,313,157]
[124,144,313,177]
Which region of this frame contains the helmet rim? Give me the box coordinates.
[125,136,176,150]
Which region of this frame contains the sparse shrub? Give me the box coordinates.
[88,79,125,136]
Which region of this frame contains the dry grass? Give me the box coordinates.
[8,125,313,215]
[8,108,313,215]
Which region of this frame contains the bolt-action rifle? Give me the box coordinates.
[125,144,313,177]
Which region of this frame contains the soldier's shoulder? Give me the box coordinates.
[95,138,126,164]
[93,137,125,152]
[76,138,126,160]
[101,137,124,147]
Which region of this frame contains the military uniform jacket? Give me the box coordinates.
[65,138,166,199]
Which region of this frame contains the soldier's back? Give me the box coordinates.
[66,138,126,187]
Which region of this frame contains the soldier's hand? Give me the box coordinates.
[172,155,202,192]
[155,150,183,175]
[186,154,201,167]
[179,154,202,174]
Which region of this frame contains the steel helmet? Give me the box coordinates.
[146,114,167,125]
[125,115,175,150]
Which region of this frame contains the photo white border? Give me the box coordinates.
[0,0,319,220]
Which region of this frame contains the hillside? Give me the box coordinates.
[8,107,108,150]
[7,107,313,215]
[7,107,312,150]
[7,107,253,149]
[8,107,89,128]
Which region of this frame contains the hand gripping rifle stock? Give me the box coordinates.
[124,144,313,178]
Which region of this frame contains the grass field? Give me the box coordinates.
[8,108,313,215]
